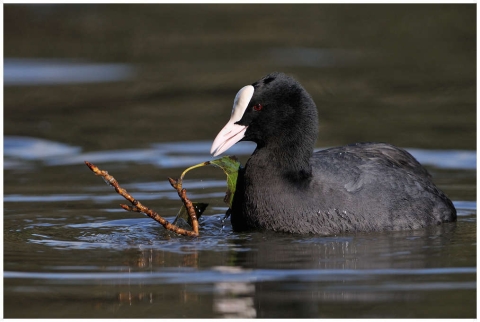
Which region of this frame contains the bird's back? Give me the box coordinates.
[309,142,456,233]
[231,142,457,234]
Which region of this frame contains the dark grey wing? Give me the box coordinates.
[310,142,455,231]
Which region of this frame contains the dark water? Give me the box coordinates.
[3,4,476,318]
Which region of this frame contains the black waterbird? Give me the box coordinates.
[210,72,456,234]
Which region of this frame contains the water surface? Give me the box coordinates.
[4,4,476,318]
[4,137,476,318]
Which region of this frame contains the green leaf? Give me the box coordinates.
[207,156,241,207]
[178,155,241,208]
[173,156,241,228]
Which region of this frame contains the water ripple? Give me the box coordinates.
[3,136,476,170]
[4,266,476,285]
[4,58,135,86]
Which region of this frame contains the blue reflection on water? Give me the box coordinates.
[3,136,476,170]
[4,58,135,86]
[3,266,476,288]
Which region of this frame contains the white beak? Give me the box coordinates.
[210,85,254,156]
[210,122,247,157]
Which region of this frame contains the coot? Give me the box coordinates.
[210,72,456,234]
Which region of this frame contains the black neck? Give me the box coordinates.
[247,126,316,183]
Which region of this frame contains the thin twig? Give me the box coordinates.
[167,177,199,235]
[84,161,199,237]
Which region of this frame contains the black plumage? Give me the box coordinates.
[213,72,456,234]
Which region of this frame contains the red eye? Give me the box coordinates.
[253,104,263,111]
